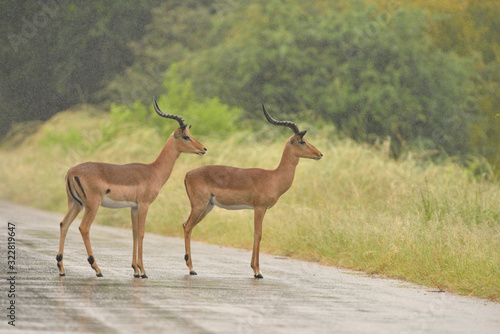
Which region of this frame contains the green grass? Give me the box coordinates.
[1,106,499,301]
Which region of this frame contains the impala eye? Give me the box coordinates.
[182,135,191,141]
[299,140,306,145]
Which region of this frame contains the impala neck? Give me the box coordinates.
[150,136,180,185]
[274,142,300,195]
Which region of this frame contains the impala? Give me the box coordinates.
[56,98,207,278]
[183,104,322,278]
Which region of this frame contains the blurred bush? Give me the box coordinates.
[101,65,243,145]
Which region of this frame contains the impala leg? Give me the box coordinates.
[251,207,266,278]
[136,204,150,278]
[183,203,213,275]
[57,201,82,276]
[131,207,140,277]
[78,205,102,277]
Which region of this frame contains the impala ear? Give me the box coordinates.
[298,130,307,138]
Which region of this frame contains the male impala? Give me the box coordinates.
[183,104,322,278]
[56,98,207,278]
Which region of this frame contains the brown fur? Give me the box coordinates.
[183,133,322,277]
[57,127,206,277]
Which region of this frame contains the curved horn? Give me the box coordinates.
[262,103,300,134]
[153,97,187,129]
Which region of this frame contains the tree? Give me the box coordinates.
[173,0,478,156]
[103,0,225,106]
[0,0,162,138]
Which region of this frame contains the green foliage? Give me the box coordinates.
[104,0,498,168]
[369,0,500,172]
[179,1,477,157]
[32,105,108,155]
[3,0,499,171]
[39,128,87,152]
[2,0,499,172]
[0,0,163,137]
[103,0,221,106]
[159,66,243,137]
[101,66,243,142]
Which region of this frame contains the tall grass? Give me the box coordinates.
[1,107,498,300]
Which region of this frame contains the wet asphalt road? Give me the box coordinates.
[0,200,499,334]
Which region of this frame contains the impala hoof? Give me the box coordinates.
[59,273,66,277]
[134,274,140,278]
[141,274,148,279]
[96,273,103,277]
[189,270,197,275]
[254,274,264,279]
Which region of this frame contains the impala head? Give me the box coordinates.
[154,97,207,155]
[262,103,323,160]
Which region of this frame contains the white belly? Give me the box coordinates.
[101,196,138,209]
[211,196,253,211]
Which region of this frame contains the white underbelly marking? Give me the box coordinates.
[211,196,253,211]
[101,196,138,209]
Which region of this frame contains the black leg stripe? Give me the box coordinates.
[74,176,87,199]
[67,177,83,206]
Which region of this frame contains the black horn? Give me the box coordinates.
[153,97,187,129]
[262,103,300,134]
